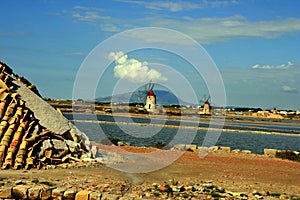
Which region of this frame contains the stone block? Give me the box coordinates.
[0,187,12,199]
[209,146,219,152]
[186,144,197,152]
[63,188,77,200]
[52,188,65,200]
[28,186,42,200]
[173,144,186,151]
[241,150,252,154]
[75,190,91,200]
[40,187,52,200]
[219,146,231,153]
[231,149,241,154]
[196,146,210,154]
[13,185,30,199]
[264,149,277,158]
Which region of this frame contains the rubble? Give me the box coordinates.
[0,61,93,169]
[0,178,297,200]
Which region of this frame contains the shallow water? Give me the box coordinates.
[65,113,300,154]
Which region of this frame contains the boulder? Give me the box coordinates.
[264,149,277,158]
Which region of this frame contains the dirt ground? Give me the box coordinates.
[1,145,300,197]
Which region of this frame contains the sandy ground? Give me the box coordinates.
[1,145,299,197]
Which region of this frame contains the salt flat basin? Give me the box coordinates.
[65,113,300,154]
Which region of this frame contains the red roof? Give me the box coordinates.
[147,90,155,96]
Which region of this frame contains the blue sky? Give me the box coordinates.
[1,0,300,110]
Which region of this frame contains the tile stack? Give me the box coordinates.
[0,61,92,169]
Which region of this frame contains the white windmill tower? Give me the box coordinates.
[144,80,156,112]
[199,95,211,115]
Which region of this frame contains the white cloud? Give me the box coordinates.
[64,6,300,44]
[281,85,298,93]
[67,6,110,23]
[117,0,202,12]
[109,51,168,83]
[251,61,294,69]
[148,16,300,44]
[117,0,237,12]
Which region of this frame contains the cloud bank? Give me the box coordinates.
[109,51,167,83]
[64,6,300,44]
[117,0,237,12]
[251,61,294,69]
[281,85,298,94]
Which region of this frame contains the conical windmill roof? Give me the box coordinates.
[147,90,155,96]
[0,61,92,169]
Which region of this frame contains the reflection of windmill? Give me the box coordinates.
[144,80,156,112]
[199,95,211,115]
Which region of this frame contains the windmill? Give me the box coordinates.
[143,80,156,112]
[199,95,211,115]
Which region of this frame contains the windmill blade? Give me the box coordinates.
[207,95,211,101]
[199,94,207,104]
[150,82,154,90]
[137,90,147,103]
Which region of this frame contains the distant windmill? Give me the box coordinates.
[143,80,156,112]
[272,106,278,114]
[199,95,211,115]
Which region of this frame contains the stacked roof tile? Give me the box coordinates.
[0,61,92,169]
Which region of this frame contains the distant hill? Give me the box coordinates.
[96,90,190,105]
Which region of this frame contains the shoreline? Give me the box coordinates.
[67,112,300,158]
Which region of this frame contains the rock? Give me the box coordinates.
[28,186,42,200]
[91,145,98,158]
[117,141,124,146]
[40,187,52,200]
[209,146,219,152]
[254,194,264,199]
[219,146,231,153]
[13,185,30,199]
[15,180,23,185]
[186,144,197,152]
[0,187,12,199]
[52,139,69,157]
[280,194,288,199]
[264,149,277,158]
[63,188,77,200]
[232,149,241,154]
[102,193,120,200]
[261,190,270,196]
[158,184,167,191]
[241,150,252,154]
[125,142,131,146]
[52,188,65,200]
[120,196,135,200]
[202,183,214,188]
[75,190,91,200]
[197,146,210,155]
[65,140,80,153]
[90,191,102,200]
[144,192,152,198]
[172,144,186,151]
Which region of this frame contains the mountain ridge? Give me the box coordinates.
[96,90,190,105]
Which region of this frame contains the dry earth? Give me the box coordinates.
[1,145,299,198]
